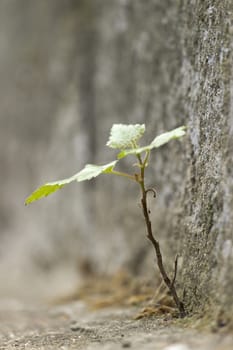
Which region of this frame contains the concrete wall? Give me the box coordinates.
[178,0,233,320]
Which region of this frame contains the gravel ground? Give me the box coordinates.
[0,299,232,350]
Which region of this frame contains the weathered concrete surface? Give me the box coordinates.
[0,300,233,350]
[0,0,232,328]
[176,0,233,321]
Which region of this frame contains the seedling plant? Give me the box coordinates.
[26,124,186,317]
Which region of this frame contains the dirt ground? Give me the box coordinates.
[0,297,232,350]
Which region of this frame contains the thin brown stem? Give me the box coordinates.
[171,255,179,287]
[138,162,186,318]
[145,188,157,198]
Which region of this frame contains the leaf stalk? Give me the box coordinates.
[110,170,136,181]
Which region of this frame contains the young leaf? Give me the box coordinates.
[106,124,145,149]
[25,177,76,205]
[150,126,186,148]
[75,161,118,181]
[25,160,118,205]
[117,126,186,159]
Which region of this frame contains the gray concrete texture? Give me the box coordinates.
[0,0,232,324]
[0,300,233,350]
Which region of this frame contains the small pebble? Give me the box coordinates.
[70,323,85,332]
[122,341,131,348]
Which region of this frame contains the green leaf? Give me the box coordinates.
[106,124,145,149]
[75,161,118,181]
[25,160,118,205]
[150,126,186,148]
[117,126,186,159]
[25,178,74,205]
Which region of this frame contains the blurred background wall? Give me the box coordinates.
[0,0,232,323]
[0,0,185,299]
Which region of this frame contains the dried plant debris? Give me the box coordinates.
[54,270,177,320]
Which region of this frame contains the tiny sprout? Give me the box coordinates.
[25,124,186,317]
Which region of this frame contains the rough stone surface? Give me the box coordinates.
[0,300,232,350]
[177,0,233,320]
[0,0,232,328]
